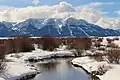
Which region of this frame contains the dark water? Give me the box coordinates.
[33,58,90,80]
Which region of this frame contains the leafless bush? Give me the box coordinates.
[89,50,104,61]
[0,60,6,75]
[67,37,92,56]
[18,36,35,52]
[106,48,120,64]
[0,44,6,75]
[90,55,103,62]
[107,43,119,48]
[5,36,35,53]
[113,37,119,40]
[92,38,103,48]
[106,38,114,44]
[91,64,112,76]
[71,49,84,56]
[40,36,59,51]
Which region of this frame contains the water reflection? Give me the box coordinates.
[34,58,90,80]
[36,61,59,71]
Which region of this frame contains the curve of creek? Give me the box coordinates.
[31,58,90,80]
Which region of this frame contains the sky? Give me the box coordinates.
[0,0,120,17]
[0,0,119,6]
[0,0,120,29]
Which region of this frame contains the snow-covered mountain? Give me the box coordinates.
[0,17,120,37]
[0,22,17,37]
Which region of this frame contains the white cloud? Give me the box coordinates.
[96,9,120,29]
[0,1,120,29]
[32,0,40,6]
[88,2,116,7]
[54,1,76,13]
[96,17,120,29]
[88,2,104,7]
[0,1,103,23]
[115,10,120,15]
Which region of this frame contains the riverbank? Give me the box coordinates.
[0,48,74,80]
[72,57,120,80]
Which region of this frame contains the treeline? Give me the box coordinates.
[0,36,92,53]
[32,36,92,51]
[0,37,35,54]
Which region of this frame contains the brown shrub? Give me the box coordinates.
[106,38,114,44]
[67,37,92,50]
[66,37,92,56]
[16,36,35,52]
[90,55,103,62]
[40,36,60,51]
[106,48,120,64]
[0,44,6,74]
[0,36,35,53]
[97,38,103,42]
[74,37,92,50]
[113,37,119,41]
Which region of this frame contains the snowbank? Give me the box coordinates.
[6,49,74,63]
[1,62,36,79]
[100,65,120,80]
[6,62,35,76]
[72,57,110,72]
[72,57,120,80]
[6,49,73,60]
[3,49,73,79]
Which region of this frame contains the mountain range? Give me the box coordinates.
[0,17,120,37]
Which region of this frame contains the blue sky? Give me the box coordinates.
[0,0,119,6]
[0,0,120,18]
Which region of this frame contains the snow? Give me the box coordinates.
[113,40,120,47]
[67,24,74,37]
[22,49,73,60]
[2,48,73,79]
[0,78,5,80]
[6,49,73,62]
[72,57,110,72]
[72,56,120,80]
[101,65,120,80]
[101,38,108,46]
[4,62,35,78]
[78,27,89,37]
[56,45,68,51]
[100,36,120,47]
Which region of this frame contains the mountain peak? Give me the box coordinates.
[0,18,120,37]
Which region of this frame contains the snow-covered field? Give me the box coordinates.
[0,46,74,80]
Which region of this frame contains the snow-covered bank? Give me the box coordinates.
[6,49,74,62]
[1,62,37,80]
[1,49,74,80]
[72,57,120,80]
[101,65,120,80]
[72,57,110,73]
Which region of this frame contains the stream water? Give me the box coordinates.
[33,58,90,80]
